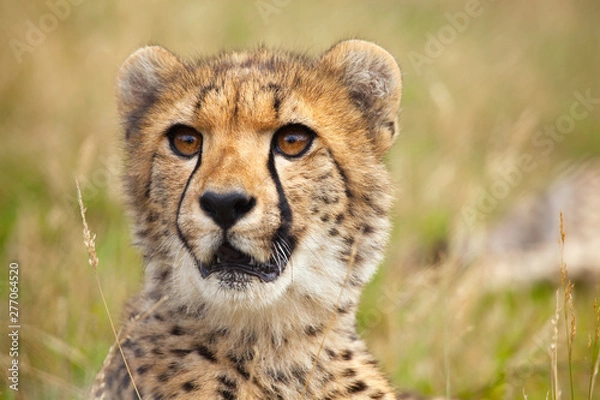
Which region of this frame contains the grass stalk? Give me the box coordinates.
[588,294,600,399]
[558,213,575,400]
[76,181,142,400]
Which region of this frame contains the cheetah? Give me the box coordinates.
[92,40,406,399]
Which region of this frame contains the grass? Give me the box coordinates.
[1,0,600,398]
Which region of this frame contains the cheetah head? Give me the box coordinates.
[117,40,401,318]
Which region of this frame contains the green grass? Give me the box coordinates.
[1,1,599,398]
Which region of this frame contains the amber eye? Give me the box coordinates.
[274,124,315,158]
[167,124,203,158]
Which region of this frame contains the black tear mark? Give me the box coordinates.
[175,149,203,268]
[267,143,297,262]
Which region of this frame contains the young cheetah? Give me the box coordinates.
[92,40,405,399]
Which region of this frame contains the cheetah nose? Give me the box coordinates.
[199,191,256,230]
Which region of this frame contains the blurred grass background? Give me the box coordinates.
[1,0,599,398]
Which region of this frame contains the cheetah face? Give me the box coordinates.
[116,41,401,310]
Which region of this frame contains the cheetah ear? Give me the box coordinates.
[116,46,186,132]
[321,40,402,156]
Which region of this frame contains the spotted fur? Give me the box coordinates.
[92,40,403,399]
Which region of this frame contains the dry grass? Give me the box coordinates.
[1,1,600,399]
[76,182,142,399]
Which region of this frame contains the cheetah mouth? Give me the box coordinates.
[199,242,286,283]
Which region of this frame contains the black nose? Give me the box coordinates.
[199,191,256,230]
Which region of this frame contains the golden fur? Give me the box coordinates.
[92,40,403,399]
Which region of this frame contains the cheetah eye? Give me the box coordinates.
[273,124,315,158]
[167,124,203,158]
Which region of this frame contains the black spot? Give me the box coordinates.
[208,328,229,344]
[323,391,340,400]
[228,353,250,380]
[305,325,322,336]
[291,366,307,384]
[167,361,181,373]
[337,302,353,314]
[267,369,288,383]
[321,371,335,384]
[157,372,170,383]
[152,313,164,322]
[362,224,375,235]
[176,305,187,315]
[219,389,237,400]
[147,211,159,223]
[349,275,363,287]
[328,228,339,237]
[195,344,217,363]
[171,325,185,336]
[182,380,198,392]
[241,58,253,68]
[118,370,131,391]
[241,330,257,347]
[320,214,330,223]
[171,348,193,356]
[218,374,237,389]
[349,87,375,111]
[342,368,357,378]
[151,347,164,356]
[136,228,151,238]
[347,380,368,393]
[385,120,396,137]
[325,348,336,359]
[137,364,151,375]
[335,214,345,224]
[133,345,145,358]
[148,289,162,301]
[341,349,353,360]
[158,269,171,282]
